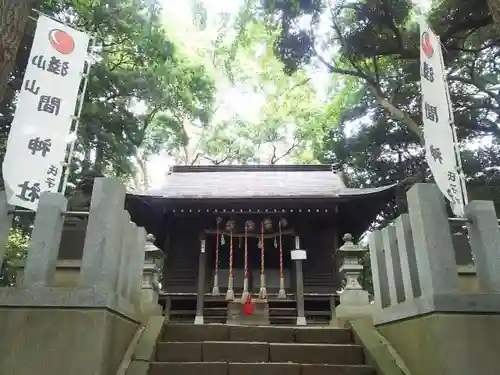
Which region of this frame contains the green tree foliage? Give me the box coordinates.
[0,228,30,286]
[0,0,216,191]
[210,17,326,164]
[240,0,500,225]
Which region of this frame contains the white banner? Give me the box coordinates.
[420,18,466,217]
[2,15,89,211]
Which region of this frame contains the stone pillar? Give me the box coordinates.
[335,234,375,325]
[117,212,132,299]
[130,227,147,309]
[57,172,101,266]
[394,214,421,300]
[195,236,206,325]
[368,231,391,309]
[23,192,67,287]
[407,183,459,296]
[381,225,405,304]
[80,178,126,294]
[291,235,306,326]
[0,191,13,267]
[466,200,500,293]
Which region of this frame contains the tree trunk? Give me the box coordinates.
[488,0,500,31]
[94,144,105,172]
[133,152,150,192]
[180,117,203,165]
[82,146,92,173]
[368,84,424,144]
[0,0,37,103]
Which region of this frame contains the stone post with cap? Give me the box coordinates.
[291,235,307,326]
[333,233,377,326]
[140,233,163,319]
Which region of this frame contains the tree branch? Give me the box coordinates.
[190,152,202,165]
[441,16,493,45]
[140,106,162,137]
[314,51,369,80]
[381,0,403,48]
[367,83,424,143]
[205,155,230,165]
[270,144,278,164]
[448,75,498,99]
[276,77,312,100]
[270,141,299,164]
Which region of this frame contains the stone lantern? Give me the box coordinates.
[334,233,374,326]
[141,234,163,318]
[338,233,367,291]
[144,234,163,270]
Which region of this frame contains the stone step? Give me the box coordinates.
[149,362,375,375]
[161,324,352,344]
[155,341,364,365]
[269,343,364,365]
[162,324,229,342]
[294,327,352,344]
[149,362,227,375]
[301,364,375,375]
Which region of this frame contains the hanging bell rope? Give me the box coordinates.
[225,220,235,301]
[278,218,287,299]
[212,217,221,296]
[241,220,252,303]
[259,220,268,300]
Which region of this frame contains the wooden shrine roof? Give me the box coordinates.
[132,164,397,200]
[125,165,400,242]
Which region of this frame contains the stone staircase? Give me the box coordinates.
[149,324,375,375]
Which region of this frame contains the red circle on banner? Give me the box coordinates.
[49,29,75,55]
[421,32,433,58]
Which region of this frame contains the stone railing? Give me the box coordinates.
[0,178,156,321]
[368,183,500,324]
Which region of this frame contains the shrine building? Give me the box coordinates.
[125,164,397,324]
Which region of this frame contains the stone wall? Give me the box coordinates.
[368,183,500,375]
[0,178,151,375]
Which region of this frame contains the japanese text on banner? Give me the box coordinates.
[420,18,466,217]
[2,15,89,211]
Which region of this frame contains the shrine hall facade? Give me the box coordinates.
[126,164,397,324]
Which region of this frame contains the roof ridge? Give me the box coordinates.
[170,164,338,173]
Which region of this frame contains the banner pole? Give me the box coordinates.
[438,36,469,212]
[59,39,92,194]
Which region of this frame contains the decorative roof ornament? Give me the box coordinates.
[279,217,288,228]
[263,217,273,231]
[245,220,255,232]
[225,219,236,232]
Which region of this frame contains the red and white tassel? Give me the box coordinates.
[258,221,267,300]
[241,225,249,302]
[277,223,286,299]
[225,230,235,301]
[212,218,221,296]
